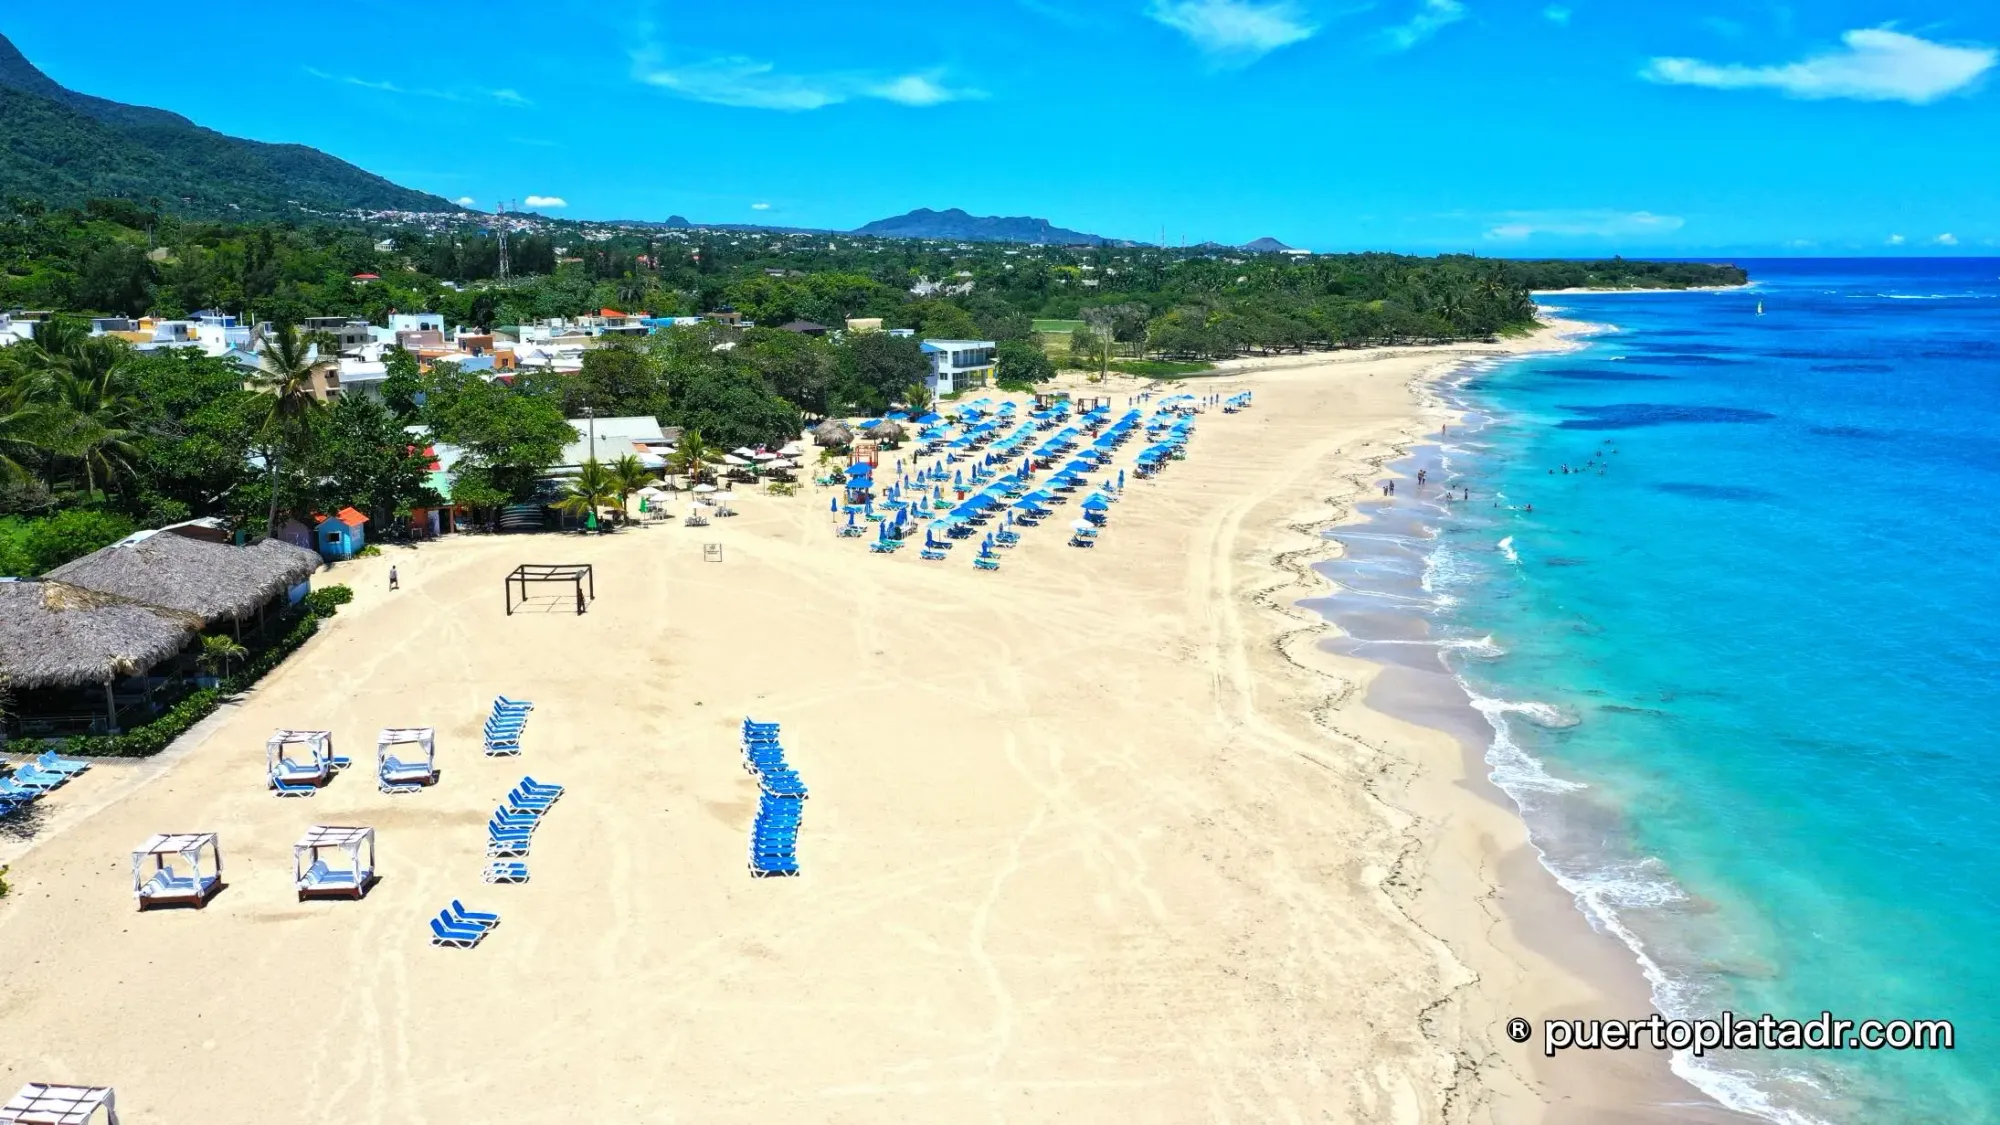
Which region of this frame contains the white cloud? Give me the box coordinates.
[1935,233,1959,246]
[1483,210,1685,240]
[1642,28,1996,105]
[524,195,567,209]
[1147,0,1317,63]
[1887,233,1906,245]
[1383,0,1466,50]
[633,53,978,111]
[455,196,476,206]
[490,88,530,106]
[751,202,772,211]
[1543,6,1570,26]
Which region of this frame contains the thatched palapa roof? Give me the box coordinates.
[48,532,321,626]
[813,419,854,447]
[0,580,202,689]
[870,420,908,444]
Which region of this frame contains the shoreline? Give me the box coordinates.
[1530,283,1755,295]
[1,331,1740,1122]
[1211,315,1750,1122]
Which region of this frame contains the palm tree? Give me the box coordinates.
[37,360,141,499]
[669,430,712,490]
[0,385,52,485]
[553,458,618,531]
[605,453,653,525]
[195,634,249,679]
[249,322,332,535]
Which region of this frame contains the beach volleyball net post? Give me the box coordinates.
[504,564,594,616]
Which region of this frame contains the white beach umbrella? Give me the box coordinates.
[779,441,805,456]
[721,454,751,467]
[751,450,778,461]
[692,483,717,494]
[1071,519,1095,533]
[637,485,666,497]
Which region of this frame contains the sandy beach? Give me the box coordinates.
[0,323,1730,1123]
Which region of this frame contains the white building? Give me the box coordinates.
[0,313,31,347]
[388,312,447,337]
[920,339,996,397]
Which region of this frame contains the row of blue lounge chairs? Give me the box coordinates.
[0,751,91,811]
[743,718,804,877]
[429,900,502,947]
[485,776,565,859]
[484,695,532,756]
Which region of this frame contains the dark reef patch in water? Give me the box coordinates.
[1807,424,1893,442]
[1544,557,1587,567]
[1638,354,1748,367]
[1557,404,1778,430]
[1809,363,1894,373]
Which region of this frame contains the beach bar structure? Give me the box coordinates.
[131,833,223,910]
[377,728,438,792]
[266,729,334,789]
[0,580,200,737]
[293,826,377,900]
[0,1084,119,1125]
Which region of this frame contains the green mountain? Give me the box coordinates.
[0,32,460,218]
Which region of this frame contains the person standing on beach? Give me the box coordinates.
[389,565,399,591]
[1417,469,1427,487]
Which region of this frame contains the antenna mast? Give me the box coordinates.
[497,199,513,283]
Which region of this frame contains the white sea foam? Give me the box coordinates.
[1497,536,1519,564]
[1469,694,1587,794]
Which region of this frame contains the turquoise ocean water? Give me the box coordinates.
[1331,260,1998,1124]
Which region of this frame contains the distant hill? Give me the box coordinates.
[852,207,1109,246]
[1243,236,1292,252]
[0,32,460,218]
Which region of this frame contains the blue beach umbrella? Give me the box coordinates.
[830,496,838,512]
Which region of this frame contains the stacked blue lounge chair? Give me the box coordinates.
[486,775,563,858]
[743,718,805,877]
[2,755,83,811]
[484,696,532,756]
[429,900,501,947]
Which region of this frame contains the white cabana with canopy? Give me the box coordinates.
[294,825,378,900]
[265,729,333,789]
[1,1084,119,1125]
[131,833,222,910]
[376,727,437,793]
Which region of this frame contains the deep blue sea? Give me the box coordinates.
[1396,261,1998,1124]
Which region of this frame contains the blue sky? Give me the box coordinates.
[6,2,1997,255]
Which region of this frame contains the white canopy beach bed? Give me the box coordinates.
[131,833,222,910]
[265,729,333,789]
[0,1084,119,1125]
[293,825,378,901]
[376,727,437,793]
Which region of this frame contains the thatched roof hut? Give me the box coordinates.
[47,532,321,626]
[0,580,202,689]
[870,420,908,445]
[813,419,853,448]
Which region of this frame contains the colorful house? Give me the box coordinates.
[314,507,369,559]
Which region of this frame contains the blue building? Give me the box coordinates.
[315,507,369,560]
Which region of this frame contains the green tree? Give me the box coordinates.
[419,362,572,500]
[306,396,435,524]
[19,508,135,572]
[995,339,1054,390]
[669,430,712,488]
[379,346,423,419]
[248,322,331,534]
[605,453,653,524]
[833,332,928,414]
[195,633,248,678]
[566,341,669,419]
[739,329,837,418]
[669,367,800,451]
[553,458,617,531]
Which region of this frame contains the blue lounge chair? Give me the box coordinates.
[484,861,530,884]
[327,753,353,770]
[869,540,895,553]
[974,556,1000,571]
[449,900,501,928]
[271,776,318,798]
[35,751,90,776]
[519,776,563,798]
[0,778,50,801]
[430,915,487,948]
[12,765,68,790]
[920,548,948,561]
[486,837,530,858]
[506,787,556,811]
[495,696,534,712]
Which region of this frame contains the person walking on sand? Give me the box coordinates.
[1417,469,1427,487]
[388,565,399,591]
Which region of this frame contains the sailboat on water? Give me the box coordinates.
[1756,300,1765,316]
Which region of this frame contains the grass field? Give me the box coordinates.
[1032,318,1086,334]
[1108,359,1215,378]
